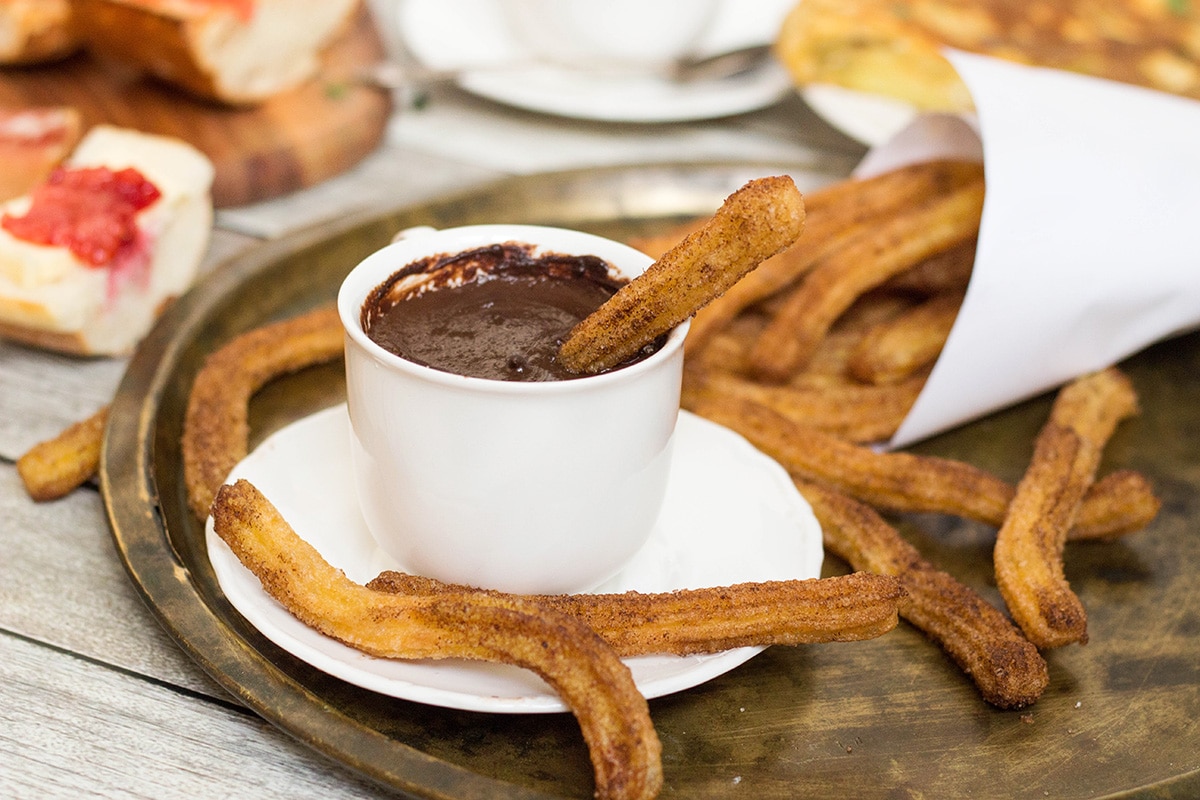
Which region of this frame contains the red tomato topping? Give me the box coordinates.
[1,166,162,267]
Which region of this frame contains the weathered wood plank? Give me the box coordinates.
[0,632,388,798]
[0,465,216,696]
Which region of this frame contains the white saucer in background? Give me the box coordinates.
[207,405,823,714]
[800,84,920,147]
[396,0,797,123]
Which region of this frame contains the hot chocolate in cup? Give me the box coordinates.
[337,224,688,594]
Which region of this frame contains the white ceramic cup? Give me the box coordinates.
[337,224,688,594]
[497,0,720,75]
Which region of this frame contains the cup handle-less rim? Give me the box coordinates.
[336,223,690,395]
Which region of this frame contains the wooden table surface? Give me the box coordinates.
[0,29,869,794]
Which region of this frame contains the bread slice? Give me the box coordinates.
[74,0,362,105]
[0,107,83,203]
[0,125,214,355]
[0,0,79,64]
[776,0,1200,112]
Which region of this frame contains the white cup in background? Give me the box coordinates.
[337,224,688,594]
[498,0,721,74]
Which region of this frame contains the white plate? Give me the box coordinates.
[396,0,796,123]
[800,84,922,147]
[207,404,823,713]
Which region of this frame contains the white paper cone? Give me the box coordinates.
[865,51,1200,447]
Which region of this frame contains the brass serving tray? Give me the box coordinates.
[102,163,1200,799]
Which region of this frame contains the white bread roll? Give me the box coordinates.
[75,0,361,105]
[0,125,215,355]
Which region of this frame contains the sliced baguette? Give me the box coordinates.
[75,0,361,105]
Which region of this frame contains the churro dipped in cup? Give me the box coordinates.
[338,224,688,594]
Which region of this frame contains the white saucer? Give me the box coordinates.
[396,0,796,123]
[206,405,823,714]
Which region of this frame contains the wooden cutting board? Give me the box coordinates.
[0,5,391,208]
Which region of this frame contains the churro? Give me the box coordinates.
[798,481,1049,709]
[559,175,805,374]
[994,368,1139,649]
[687,389,1157,540]
[182,305,342,518]
[681,160,984,357]
[367,570,904,657]
[683,361,924,443]
[748,178,984,383]
[877,237,976,295]
[17,405,109,501]
[211,478,663,800]
[848,290,965,385]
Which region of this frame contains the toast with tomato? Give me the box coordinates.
[0,125,214,355]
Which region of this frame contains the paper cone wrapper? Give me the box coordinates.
[856,51,1200,447]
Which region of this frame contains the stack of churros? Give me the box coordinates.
[636,160,986,441]
[19,166,1162,799]
[637,160,1159,714]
